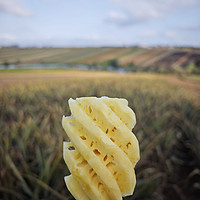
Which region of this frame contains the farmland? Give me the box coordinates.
[0,69,200,200]
[0,46,200,73]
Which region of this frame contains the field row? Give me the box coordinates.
[0,70,200,105]
[1,47,200,72]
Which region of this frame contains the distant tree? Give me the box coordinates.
[2,61,10,69]
[108,59,119,69]
[3,61,9,68]
[92,62,97,67]
[195,59,200,68]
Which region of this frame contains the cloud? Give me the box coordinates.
[0,33,17,46]
[140,30,157,38]
[107,0,199,26]
[0,33,17,41]
[105,11,134,26]
[0,0,32,16]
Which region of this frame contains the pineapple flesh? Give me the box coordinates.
[62,97,140,200]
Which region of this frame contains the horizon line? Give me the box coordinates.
[1,44,200,49]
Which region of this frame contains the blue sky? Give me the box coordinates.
[0,0,200,47]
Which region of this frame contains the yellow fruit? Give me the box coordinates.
[62,97,140,200]
[64,175,90,200]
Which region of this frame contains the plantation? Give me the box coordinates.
[0,47,200,73]
[0,70,200,200]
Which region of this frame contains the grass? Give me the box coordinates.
[0,70,200,200]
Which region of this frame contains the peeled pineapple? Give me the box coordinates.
[62,97,140,200]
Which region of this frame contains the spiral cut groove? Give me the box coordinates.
[62,97,140,200]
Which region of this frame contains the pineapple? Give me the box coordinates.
[64,175,90,200]
[62,97,140,200]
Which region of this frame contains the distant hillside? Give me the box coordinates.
[0,46,200,73]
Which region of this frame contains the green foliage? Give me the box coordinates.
[195,59,200,68]
[0,75,200,200]
[100,58,119,70]
[3,61,9,66]
[108,59,119,69]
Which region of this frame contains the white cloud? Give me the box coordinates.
[105,11,133,26]
[0,0,32,16]
[140,30,157,38]
[0,33,17,41]
[107,0,199,26]
[0,33,17,46]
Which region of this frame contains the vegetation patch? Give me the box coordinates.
[0,71,199,199]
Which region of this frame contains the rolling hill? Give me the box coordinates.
[0,46,200,73]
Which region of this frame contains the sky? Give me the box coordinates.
[0,0,200,47]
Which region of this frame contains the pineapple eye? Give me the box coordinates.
[93,149,101,156]
[89,168,94,174]
[98,182,103,190]
[113,171,117,176]
[112,127,117,132]
[106,162,115,168]
[89,106,92,113]
[80,136,86,140]
[90,141,94,147]
[110,137,115,142]
[68,146,75,150]
[77,160,88,167]
[126,142,131,148]
[103,154,108,161]
[92,173,97,179]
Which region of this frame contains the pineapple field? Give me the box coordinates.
[0,47,200,73]
[0,69,200,200]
